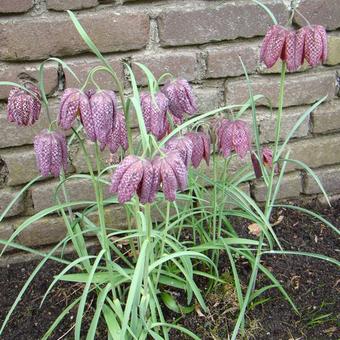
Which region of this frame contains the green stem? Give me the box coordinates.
[265,62,286,216]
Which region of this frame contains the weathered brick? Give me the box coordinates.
[294,0,340,30]
[252,172,302,202]
[63,55,125,90]
[0,146,73,186]
[158,1,287,47]
[325,34,340,66]
[0,223,13,252]
[0,188,24,218]
[312,101,340,134]
[71,140,119,174]
[30,176,111,213]
[0,62,58,100]
[0,10,149,61]
[132,51,197,85]
[0,0,33,13]
[256,106,310,143]
[47,0,98,11]
[286,135,340,171]
[0,100,60,148]
[225,72,334,107]
[1,147,40,186]
[194,87,224,114]
[258,59,311,74]
[206,43,259,78]
[304,165,340,195]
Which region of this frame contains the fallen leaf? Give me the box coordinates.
[248,223,261,237]
[195,304,205,317]
[272,215,284,226]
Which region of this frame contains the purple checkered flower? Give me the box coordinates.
[152,150,188,201]
[161,79,197,123]
[216,119,251,159]
[301,25,328,67]
[58,88,89,130]
[106,111,129,154]
[7,83,41,126]
[84,90,117,147]
[110,155,158,204]
[140,91,169,140]
[165,136,193,167]
[260,25,287,68]
[34,130,68,177]
[185,131,211,168]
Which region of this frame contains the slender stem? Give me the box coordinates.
[265,62,286,217]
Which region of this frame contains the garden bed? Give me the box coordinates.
[1,199,339,340]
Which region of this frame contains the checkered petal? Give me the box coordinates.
[7,84,41,126]
[166,151,188,191]
[165,136,193,167]
[260,25,286,68]
[282,30,302,72]
[138,159,155,204]
[110,155,140,194]
[117,160,144,203]
[58,88,83,129]
[304,25,324,67]
[34,130,67,177]
[107,111,128,154]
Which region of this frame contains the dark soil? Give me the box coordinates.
[0,200,339,339]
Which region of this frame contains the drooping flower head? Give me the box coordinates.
[85,90,117,147]
[34,130,68,177]
[216,119,251,159]
[152,150,188,201]
[165,136,193,167]
[301,25,328,67]
[185,131,211,168]
[7,83,41,126]
[110,155,158,204]
[161,79,197,123]
[140,91,169,140]
[58,88,89,130]
[106,110,129,154]
[260,25,287,68]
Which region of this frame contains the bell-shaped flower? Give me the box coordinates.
[301,25,328,67]
[216,119,251,159]
[7,83,41,126]
[161,79,197,123]
[152,150,188,201]
[185,131,211,168]
[165,136,193,167]
[106,111,129,154]
[34,130,68,177]
[110,155,158,204]
[85,90,117,147]
[260,25,287,68]
[140,91,169,140]
[58,88,89,130]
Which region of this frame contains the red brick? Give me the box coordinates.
[294,0,340,30]
[312,101,340,134]
[0,0,32,13]
[0,10,149,61]
[0,62,58,100]
[158,1,287,47]
[63,55,125,90]
[132,51,197,85]
[206,43,259,78]
[47,0,98,11]
[225,71,335,108]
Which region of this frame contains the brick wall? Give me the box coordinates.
[1,0,340,259]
